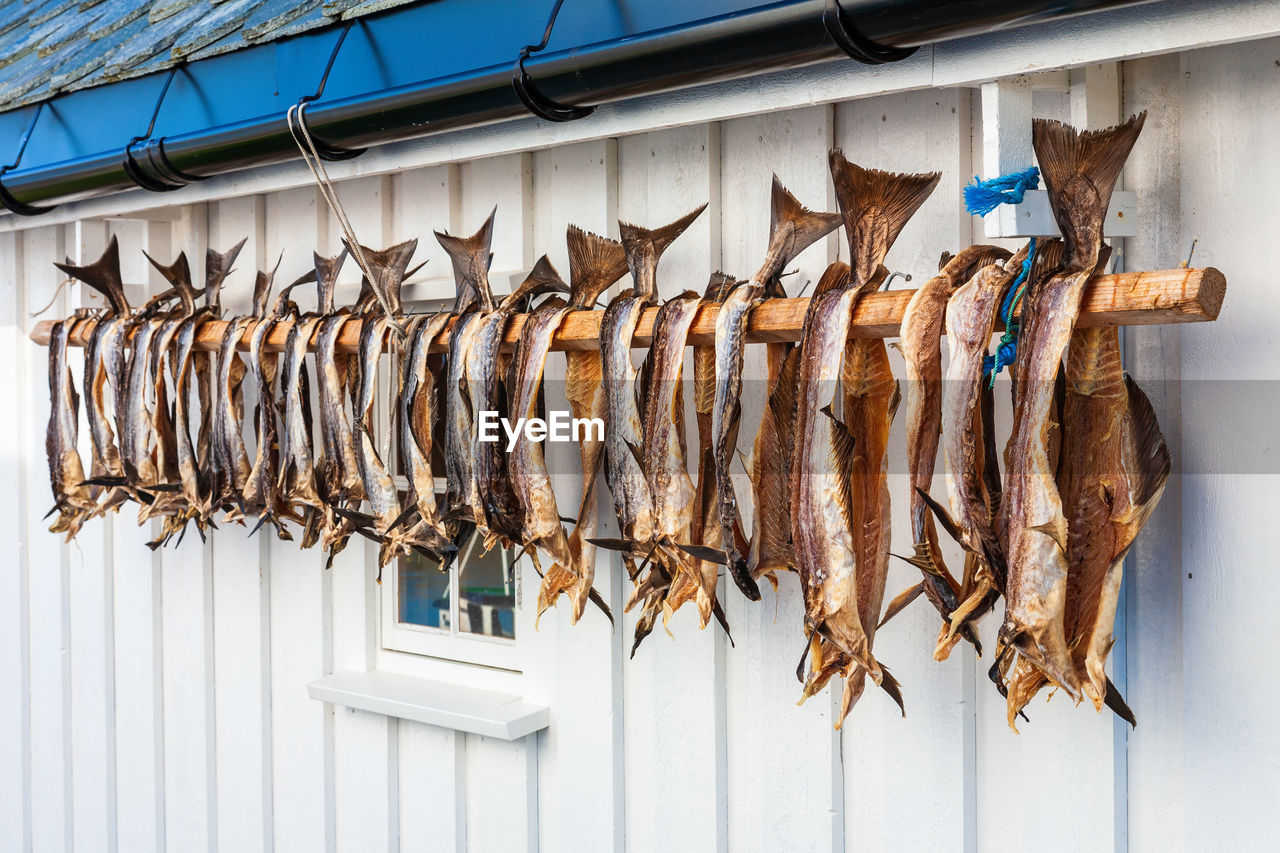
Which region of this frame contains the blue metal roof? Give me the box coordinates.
[0,0,766,175]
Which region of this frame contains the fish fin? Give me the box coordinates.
[878,582,925,628]
[703,271,740,303]
[565,225,628,309]
[1032,113,1145,257]
[1028,516,1070,554]
[674,542,728,564]
[828,150,940,287]
[586,537,639,554]
[915,487,970,550]
[711,599,734,647]
[1123,376,1172,508]
[1103,676,1137,728]
[759,175,843,284]
[436,208,497,312]
[585,585,615,627]
[876,664,905,717]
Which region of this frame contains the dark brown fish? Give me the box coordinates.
[640,292,704,626]
[999,114,1144,700]
[45,318,95,539]
[607,207,704,651]
[243,261,293,535]
[314,311,365,558]
[211,315,254,520]
[938,247,1034,641]
[538,226,629,622]
[397,312,457,560]
[53,238,131,515]
[353,315,405,568]
[438,214,501,547]
[793,155,938,726]
[509,289,578,620]
[736,178,843,592]
[194,241,249,509]
[896,244,1011,657]
[1005,327,1169,727]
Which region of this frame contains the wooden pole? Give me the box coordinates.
[29,266,1225,354]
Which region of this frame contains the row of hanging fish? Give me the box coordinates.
[42,113,1169,730]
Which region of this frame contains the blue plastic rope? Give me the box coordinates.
[963,166,1040,217]
[983,237,1037,386]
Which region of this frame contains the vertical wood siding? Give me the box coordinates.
[0,43,1271,852]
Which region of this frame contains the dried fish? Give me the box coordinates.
[793,154,938,725]
[896,244,1010,657]
[735,178,842,593]
[52,237,131,516]
[998,114,1144,699]
[397,312,458,561]
[1005,326,1169,727]
[607,207,704,651]
[641,292,704,625]
[937,246,1035,641]
[44,318,95,539]
[538,226,629,622]
[438,212,499,546]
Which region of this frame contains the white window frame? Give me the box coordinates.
[379,507,521,671]
[375,298,521,671]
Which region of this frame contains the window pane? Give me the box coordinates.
[459,547,516,640]
[399,551,451,630]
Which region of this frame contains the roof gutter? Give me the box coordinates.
[1,0,1156,214]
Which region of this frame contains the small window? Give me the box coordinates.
[382,535,520,670]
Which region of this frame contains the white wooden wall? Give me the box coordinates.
[2,40,1277,852]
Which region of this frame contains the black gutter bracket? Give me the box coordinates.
[513,0,596,123]
[823,0,920,65]
[123,65,206,192]
[0,102,55,215]
[289,21,366,162]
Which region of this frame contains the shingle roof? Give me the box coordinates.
[0,0,421,112]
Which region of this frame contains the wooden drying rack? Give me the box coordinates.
[29,267,1225,353]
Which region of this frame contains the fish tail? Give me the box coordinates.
[758,176,843,286]
[1032,113,1145,260]
[55,235,130,315]
[205,238,249,311]
[828,150,940,286]
[311,249,349,314]
[436,207,498,312]
[618,205,707,299]
[565,225,629,309]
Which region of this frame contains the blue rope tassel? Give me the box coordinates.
[983,237,1037,386]
[963,166,1040,217]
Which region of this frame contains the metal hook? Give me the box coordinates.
[823,0,919,65]
[289,21,366,162]
[1181,238,1198,269]
[881,270,912,290]
[512,0,596,123]
[123,65,207,192]
[0,102,55,215]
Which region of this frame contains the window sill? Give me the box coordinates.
[308,670,549,740]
